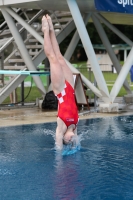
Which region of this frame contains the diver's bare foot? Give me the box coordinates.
[42,15,49,32]
[46,14,54,31]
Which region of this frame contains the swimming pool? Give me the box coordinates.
[0,115,133,200]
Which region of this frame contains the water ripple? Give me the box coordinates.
[0,116,133,199]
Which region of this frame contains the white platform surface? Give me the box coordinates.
[0,0,133,25]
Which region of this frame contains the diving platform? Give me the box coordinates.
[0,70,50,76]
[1,0,133,25]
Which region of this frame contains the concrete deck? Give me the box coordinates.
[0,105,133,127]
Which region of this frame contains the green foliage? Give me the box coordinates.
[59,22,133,62]
[87,23,102,44]
[3,87,43,104]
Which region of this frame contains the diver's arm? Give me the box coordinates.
[74,127,77,136]
[55,117,67,150]
[55,127,63,150]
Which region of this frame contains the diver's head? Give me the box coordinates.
[63,130,75,146]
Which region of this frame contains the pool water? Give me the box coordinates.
[0,115,133,200]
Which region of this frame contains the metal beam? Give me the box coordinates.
[4,7,77,53]
[94,13,133,47]
[64,13,91,60]
[92,14,132,94]
[67,0,110,102]
[65,59,103,98]
[3,5,105,100]
[110,47,133,102]
[0,9,45,53]
[1,8,46,94]
[4,7,44,44]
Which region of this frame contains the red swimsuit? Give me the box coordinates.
[56,81,79,128]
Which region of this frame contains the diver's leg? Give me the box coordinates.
[42,15,65,94]
[46,14,74,88]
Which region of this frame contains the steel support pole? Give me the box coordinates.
[124,49,127,62]
[4,5,108,101]
[110,47,133,102]
[92,14,131,94]
[21,81,24,106]
[64,13,91,60]
[5,5,104,99]
[1,8,46,94]
[0,9,44,53]
[65,59,103,98]
[5,7,76,52]
[94,13,133,47]
[67,0,110,101]
[4,7,44,44]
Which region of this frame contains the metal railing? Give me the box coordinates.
[74,64,132,86]
[0,8,22,34]
[0,9,45,53]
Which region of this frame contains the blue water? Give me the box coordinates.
[0,115,133,200]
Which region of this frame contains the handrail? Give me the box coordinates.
[0,9,45,53]
[0,9,24,35]
[0,70,50,75]
[52,11,64,31]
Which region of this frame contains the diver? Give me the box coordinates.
[42,14,79,150]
